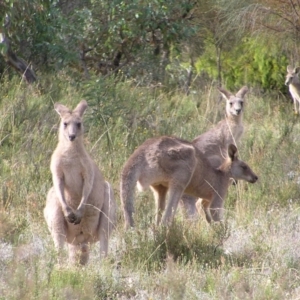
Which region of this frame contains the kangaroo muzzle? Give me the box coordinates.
[250,175,258,183]
[285,78,292,86]
[235,108,242,115]
[69,134,76,141]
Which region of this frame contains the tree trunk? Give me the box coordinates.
[0,33,37,84]
[184,58,194,95]
[216,45,222,87]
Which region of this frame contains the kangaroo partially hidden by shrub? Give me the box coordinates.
[181,86,249,218]
[120,136,258,228]
[285,65,300,114]
[44,100,116,265]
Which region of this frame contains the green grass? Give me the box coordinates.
[1,73,300,299]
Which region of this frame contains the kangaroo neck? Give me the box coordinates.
[218,159,232,178]
[225,113,242,125]
[58,137,86,154]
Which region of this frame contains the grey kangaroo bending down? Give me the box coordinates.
[44,100,116,265]
[181,86,249,218]
[285,65,300,114]
[120,136,257,228]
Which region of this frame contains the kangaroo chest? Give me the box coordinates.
[290,84,300,100]
[60,152,91,197]
[221,122,243,144]
[62,153,87,173]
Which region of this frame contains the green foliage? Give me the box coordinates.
[71,0,196,82]
[0,0,296,92]
[196,37,289,91]
[1,1,74,71]
[0,0,197,83]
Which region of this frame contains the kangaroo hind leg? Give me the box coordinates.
[196,198,212,223]
[161,184,186,225]
[44,188,67,253]
[151,184,168,225]
[209,195,224,222]
[68,243,89,265]
[181,194,199,219]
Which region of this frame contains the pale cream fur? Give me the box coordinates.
[181,86,249,219]
[120,136,257,228]
[285,65,300,114]
[44,100,116,265]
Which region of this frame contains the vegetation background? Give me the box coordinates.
[1,0,300,299]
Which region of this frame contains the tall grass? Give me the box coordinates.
[1,74,300,299]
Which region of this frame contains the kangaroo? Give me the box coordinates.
[44,100,116,265]
[181,86,249,218]
[285,65,300,114]
[193,85,248,166]
[120,136,257,228]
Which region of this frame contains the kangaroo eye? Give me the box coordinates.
[77,123,81,129]
[230,102,233,107]
[242,165,247,170]
[63,122,68,128]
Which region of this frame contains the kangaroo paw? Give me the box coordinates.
[66,211,82,224]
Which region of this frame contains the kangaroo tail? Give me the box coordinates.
[120,159,141,229]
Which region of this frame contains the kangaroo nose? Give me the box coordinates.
[236,108,242,114]
[69,135,76,141]
[251,175,258,183]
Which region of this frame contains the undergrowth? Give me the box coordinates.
[1,74,300,299]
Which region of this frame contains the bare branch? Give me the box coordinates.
[1,14,36,83]
[0,33,37,83]
[289,0,300,19]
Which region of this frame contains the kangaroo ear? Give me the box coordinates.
[54,103,70,116]
[73,100,88,117]
[287,65,294,73]
[218,87,232,101]
[236,86,248,98]
[295,67,300,74]
[228,144,238,161]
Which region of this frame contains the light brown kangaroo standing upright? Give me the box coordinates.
[181,86,249,218]
[194,86,248,166]
[120,136,257,228]
[285,65,300,114]
[44,100,116,265]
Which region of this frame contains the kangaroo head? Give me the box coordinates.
[285,65,300,86]
[54,100,88,142]
[227,144,258,183]
[218,86,248,117]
